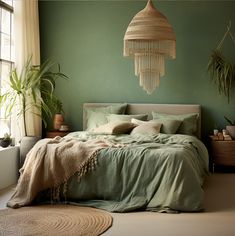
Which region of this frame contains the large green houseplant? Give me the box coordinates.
[0,57,68,136]
[0,57,68,165]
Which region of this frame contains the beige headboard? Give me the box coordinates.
[83,103,201,138]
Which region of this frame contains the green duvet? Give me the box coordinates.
[41,132,209,213]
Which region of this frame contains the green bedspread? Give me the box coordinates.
[40,132,209,213]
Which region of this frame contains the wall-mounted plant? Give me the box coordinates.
[207,22,235,103]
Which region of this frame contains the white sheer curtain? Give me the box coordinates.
[12,0,41,143]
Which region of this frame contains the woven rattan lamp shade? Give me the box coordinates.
[123,0,176,94]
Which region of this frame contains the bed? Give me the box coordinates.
[8,103,209,213]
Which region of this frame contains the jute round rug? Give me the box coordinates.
[0,205,112,236]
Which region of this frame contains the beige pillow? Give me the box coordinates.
[130,123,162,136]
[131,118,181,134]
[131,118,147,125]
[93,121,136,134]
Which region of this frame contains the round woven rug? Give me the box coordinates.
[0,205,112,236]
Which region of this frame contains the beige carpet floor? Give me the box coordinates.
[1,173,235,236]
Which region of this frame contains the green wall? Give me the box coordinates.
[39,0,235,142]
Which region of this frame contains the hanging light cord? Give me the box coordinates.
[217,21,235,50]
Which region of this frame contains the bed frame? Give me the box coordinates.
[83,103,201,138]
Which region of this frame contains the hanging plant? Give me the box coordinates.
[207,22,235,103]
[207,49,235,102]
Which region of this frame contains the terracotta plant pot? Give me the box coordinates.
[226,126,235,140]
[53,113,64,130]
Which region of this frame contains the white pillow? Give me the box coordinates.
[131,118,147,125]
[130,123,162,136]
[131,118,182,134]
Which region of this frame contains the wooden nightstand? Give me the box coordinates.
[46,131,70,138]
[209,140,235,172]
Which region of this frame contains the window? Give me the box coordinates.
[0,0,14,118]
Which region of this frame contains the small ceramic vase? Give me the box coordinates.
[53,114,64,130]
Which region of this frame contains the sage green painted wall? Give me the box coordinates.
[39,0,235,141]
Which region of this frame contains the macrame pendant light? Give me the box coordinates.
[123,0,176,94]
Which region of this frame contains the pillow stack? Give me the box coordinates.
[85,104,127,131]
[86,104,149,135]
[85,104,198,136]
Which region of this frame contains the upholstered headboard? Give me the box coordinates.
[83,103,201,138]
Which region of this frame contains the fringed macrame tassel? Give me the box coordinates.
[124,40,176,59]
[63,181,68,203]
[52,185,61,203]
[77,151,98,182]
[50,148,100,204]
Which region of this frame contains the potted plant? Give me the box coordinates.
[224,116,235,139]
[0,57,68,165]
[0,133,12,148]
[0,57,68,135]
[53,98,64,130]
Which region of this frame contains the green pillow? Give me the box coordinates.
[107,114,148,123]
[152,119,182,134]
[85,104,127,131]
[152,112,198,135]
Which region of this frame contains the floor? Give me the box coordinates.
[1,173,235,236]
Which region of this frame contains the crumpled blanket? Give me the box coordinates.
[7,137,112,208]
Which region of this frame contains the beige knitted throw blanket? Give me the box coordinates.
[7,137,112,209]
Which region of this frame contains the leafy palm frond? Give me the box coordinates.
[0,57,69,136]
[224,116,235,125]
[207,49,235,103]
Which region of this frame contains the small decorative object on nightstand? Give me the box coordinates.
[224,116,235,140]
[46,131,70,138]
[59,124,69,131]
